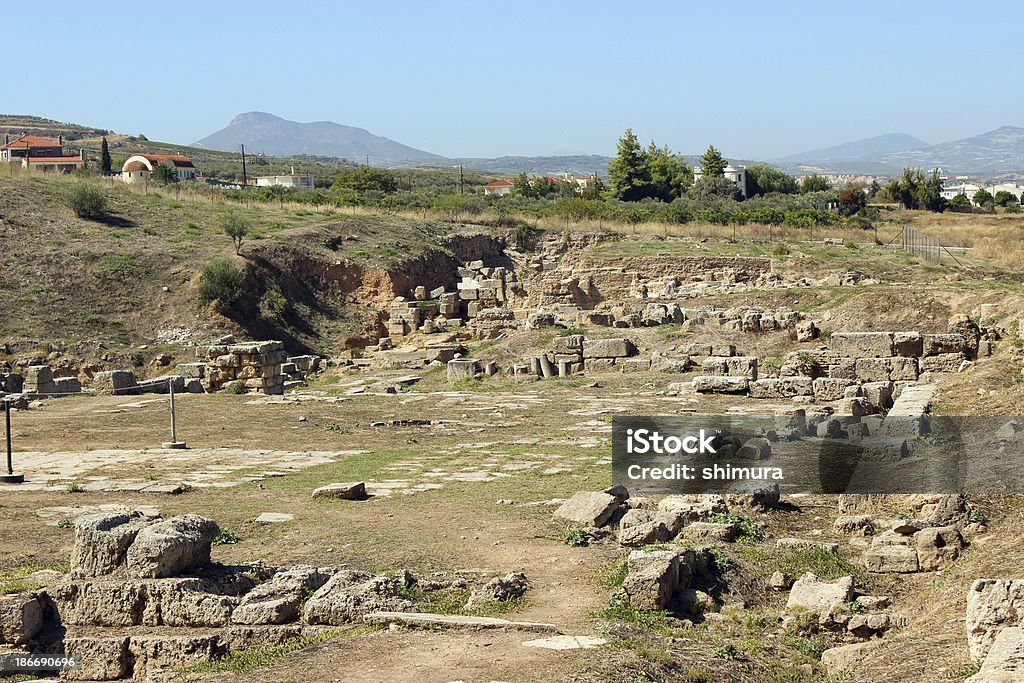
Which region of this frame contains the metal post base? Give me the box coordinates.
[161,441,188,450]
[0,472,24,483]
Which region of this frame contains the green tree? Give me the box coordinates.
[511,172,534,198]
[974,188,995,212]
[699,145,727,177]
[608,128,651,201]
[800,174,832,194]
[332,167,398,193]
[646,143,692,202]
[580,175,606,200]
[746,164,798,195]
[688,175,741,201]
[100,137,112,176]
[66,184,106,219]
[837,187,867,216]
[994,190,1019,207]
[221,211,250,254]
[916,169,945,212]
[947,193,972,212]
[197,258,246,313]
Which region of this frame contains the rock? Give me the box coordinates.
[657,495,727,532]
[232,566,330,625]
[736,437,771,459]
[863,545,919,573]
[363,611,557,632]
[691,375,749,393]
[767,571,791,591]
[623,549,686,611]
[63,636,130,681]
[582,338,637,359]
[553,491,620,528]
[254,512,293,524]
[303,571,411,625]
[618,508,654,528]
[618,521,672,547]
[311,482,368,501]
[858,437,909,462]
[679,522,736,543]
[967,579,1024,661]
[776,538,839,553]
[128,634,225,679]
[447,358,480,381]
[812,377,858,401]
[71,511,153,579]
[834,515,874,536]
[820,640,885,676]
[92,369,139,396]
[796,320,818,342]
[0,592,43,645]
[854,595,891,610]
[966,626,1024,683]
[786,573,854,613]
[830,332,895,358]
[892,519,927,535]
[521,635,607,650]
[466,572,529,608]
[125,515,219,579]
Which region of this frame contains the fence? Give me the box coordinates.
[901,227,941,265]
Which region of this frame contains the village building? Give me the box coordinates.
[121,154,196,184]
[254,171,315,188]
[693,163,748,197]
[0,134,84,172]
[482,179,514,196]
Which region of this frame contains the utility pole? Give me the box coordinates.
[240,144,247,188]
[459,164,464,195]
[365,155,369,168]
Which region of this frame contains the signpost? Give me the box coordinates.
[0,399,24,483]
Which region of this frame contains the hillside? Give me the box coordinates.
[193,112,442,165]
[774,132,929,165]
[882,125,1024,173]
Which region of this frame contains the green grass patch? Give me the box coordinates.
[774,548,867,584]
[598,593,672,634]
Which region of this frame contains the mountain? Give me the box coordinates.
[880,126,1024,174]
[452,155,611,178]
[774,133,929,165]
[193,112,442,164]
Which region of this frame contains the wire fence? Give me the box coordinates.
[901,226,941,265]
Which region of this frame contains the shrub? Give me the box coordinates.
[67,184,107,219]
[563,528,589,547]
[223,380,246,395]
[212,528,241,546]
[197,258,246,311]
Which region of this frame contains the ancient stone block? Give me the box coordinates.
[863,545,919,573]
[893,332,923,357]
[967,579,1024,661]
[0,592,43,645]
[920,353,965,373]
[232,566,330,625]
[831,332,894,358]
[812,377,858,401]
[692,375,749,393]
[312,482,367,501]
[554,491,620,528]
[786,573,854,612]
[71,512,152,579]
[748,377,814,398]
[623,549,685,611]
[582,338,637,359]
[447,358,479,381]
[63,636,129,681]
[915,526,964,572]
[303,571,411,625]
[923,333,966,356]
[854,358,891,382]
[125,515,219,579]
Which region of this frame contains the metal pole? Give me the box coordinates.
[0,400,23,483]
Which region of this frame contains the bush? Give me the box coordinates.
[197,258,246,311]
[67,184,107,219]
[223,380,246,395]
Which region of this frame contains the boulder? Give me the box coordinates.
[679,522,736,543]
[967,579,1024,661]
[618,521,672,547]
[63,636,130,681]
[863,545,919,573]
[0,592,44,645]
[125,515,219,579]
[466,572,529,608]
[582,338,637,359]
[303,571,412,625]
[657,495,727,533]
[71,511,153,579]
[966,627,1024,683]
[691,375,749,394]
[857,437,909,462]
[786,573,854,613]
[554,491,620,528]
[232,566,331,625]
[623,549,687,611]
[915,526,964,571]
[311,482,367,501]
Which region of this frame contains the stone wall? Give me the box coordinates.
[196,341,288,395]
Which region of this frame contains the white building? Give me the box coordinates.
[255,172,315,189]
[693,163,748,197]
[121,154,196,184]
[482,179,514,196]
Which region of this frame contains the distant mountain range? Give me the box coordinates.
[778,127,1024,175]
[193,112,442,164]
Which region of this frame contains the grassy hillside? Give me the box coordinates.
[0,169,475,358]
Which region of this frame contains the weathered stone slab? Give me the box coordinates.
[786,573,854,612]
[692,375,749,394]
[71,512,152,579]
[831,332,894,358]
[863,545,919,573]
[748,377,813,399]
[312,482,367,501]
[0,592,43,645]
[554,491,619,528]
[812,377,857,401]
[363,611,557,632]
[967,579,1024,661]
[623,549,686,611]
[446,359,480,381]
[582,338,637,359]
[857,437,908,462]
[125,515,219,579]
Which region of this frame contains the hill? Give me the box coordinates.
[774,132,929,165]
[193,112,442,165]
[881,125,1024,174]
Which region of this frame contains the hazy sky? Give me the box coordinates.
[6,1,1019,160]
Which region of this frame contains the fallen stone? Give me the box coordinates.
[623,549,688,611]
[70,511,152,579]
[466,572,529,608]
[303,571,411,625]
[967,626,1024,683]
[311,482,368,501]
[364,611,557,632]
[125,514,219,579]
[0,592,44,645]
[863,545,919,573]
[521,635,607,650]
[254,512,294,524]
[679,522,736,543]
[967,579,1024,661]
[786,573,854,613]
[232,566,330,625]
[553,491,620,528]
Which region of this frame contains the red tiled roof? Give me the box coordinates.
[123,160,148,171]
[2,135,62,149]
[25,156,81,164]
[484,179,515,187]
[132,153,195,168]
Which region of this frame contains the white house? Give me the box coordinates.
[121,154,196,184]
[255,173,315,189]
[482,179,514,196]
[693,163,748,197]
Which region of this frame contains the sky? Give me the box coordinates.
[5,1,1021,160]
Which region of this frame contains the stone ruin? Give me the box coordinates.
[0,511,532,681]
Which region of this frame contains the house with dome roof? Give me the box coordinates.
[121,153,196,184]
